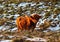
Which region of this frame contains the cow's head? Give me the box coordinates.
[31,14,41,21]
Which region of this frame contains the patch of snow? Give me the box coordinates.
[14,14,19,17]
[43,30,49,32]
[8,3,16,8]
[0,4,4,8]
[40,11,45,16]
[39,5,49,8]
[26,37,47,42]
[0,40,12,42]
[0,26,4,30]
[48,25,60,31]
[0,25,11,31]
[8,36,14,38]
[39,6,43,8]
[58,14,60,20]
[31,3,36,6]
[39,2,45,5]
[8,10,13,12]
[18,2,28,7]
[55,4,60,8]
[11,27,17,32]
[24,11,30,15]
[35,27,40,30]
[2,26,11,31]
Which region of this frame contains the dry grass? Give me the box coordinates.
[0,30,60,42]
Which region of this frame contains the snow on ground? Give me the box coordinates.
[26,37,47,42]
[0,40,12,42]
[0,2,60,42]
[18,2,29,7]
[48,25,60,31]
[0,37,47,42]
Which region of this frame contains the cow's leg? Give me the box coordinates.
[17,24,23,33]
[32,28,34,32]
[17,25,20,33]
[17,25,21,33]
[31,26,35,32]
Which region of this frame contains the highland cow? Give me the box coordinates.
[16,14,41,32]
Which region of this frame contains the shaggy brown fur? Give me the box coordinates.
[16,14,41,32]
